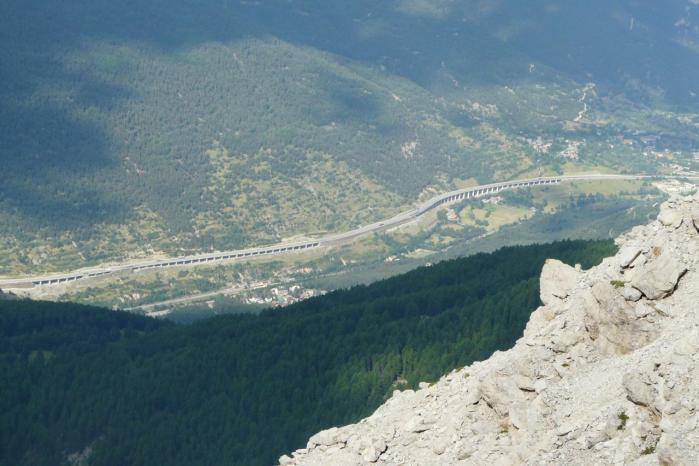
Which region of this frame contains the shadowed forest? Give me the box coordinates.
[0,240,615,466]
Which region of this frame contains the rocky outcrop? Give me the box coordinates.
[540,259,580,305]
[657,208,684,229]
[693,207,699,233]
[281,194,699,466]
[629,246,687,300]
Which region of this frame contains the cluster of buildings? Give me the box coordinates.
[244,285,324,307]
[559,140,584,160]
[527,136,552,154]
[654,179,698,195]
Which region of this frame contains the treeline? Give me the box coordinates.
[0,240,615,466]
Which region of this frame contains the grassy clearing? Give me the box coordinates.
[569,180,643,195]
[457,204,531,233]
[485,205,533,230]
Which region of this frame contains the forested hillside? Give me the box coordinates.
[0,240,615,466]
[1,1,698,274]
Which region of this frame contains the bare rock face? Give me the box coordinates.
[540,259,580,305]
[281,195,699,466]
[585,281,659,355]
[657,208,683,229]
[630,246,686,300]
[618,246,643,269]
[307,427,347,449]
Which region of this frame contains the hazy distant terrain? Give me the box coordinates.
[2,0,699,274]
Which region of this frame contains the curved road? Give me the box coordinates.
[1,174,695,288]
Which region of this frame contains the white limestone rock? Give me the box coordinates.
[307,427,347,449]
[657,207,684,229]
[430,437,450,456]
[282,195,699,466]
[623,370,657,409]
[585,282,659,355]
[630,247,686,300]
[360,439,386,463]
[403,415,431,434]
[621,284,642,302]
[540,259,580,305]
[618,246,642,269]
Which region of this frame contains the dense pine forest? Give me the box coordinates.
[0,240,615,466]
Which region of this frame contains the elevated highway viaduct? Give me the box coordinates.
[1,174,695,289]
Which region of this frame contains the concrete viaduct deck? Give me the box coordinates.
[0,174,693,289]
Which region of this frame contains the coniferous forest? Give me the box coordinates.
[0,240,615,466]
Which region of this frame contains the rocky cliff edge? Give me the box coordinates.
[280,194,699,466]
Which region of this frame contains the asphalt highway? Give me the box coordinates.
[1,174,695,289]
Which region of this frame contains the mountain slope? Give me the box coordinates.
[285,195,699,465]
[1,1,698,274]
[0,240,614,466]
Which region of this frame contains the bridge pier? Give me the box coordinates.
[9,175,667,289]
